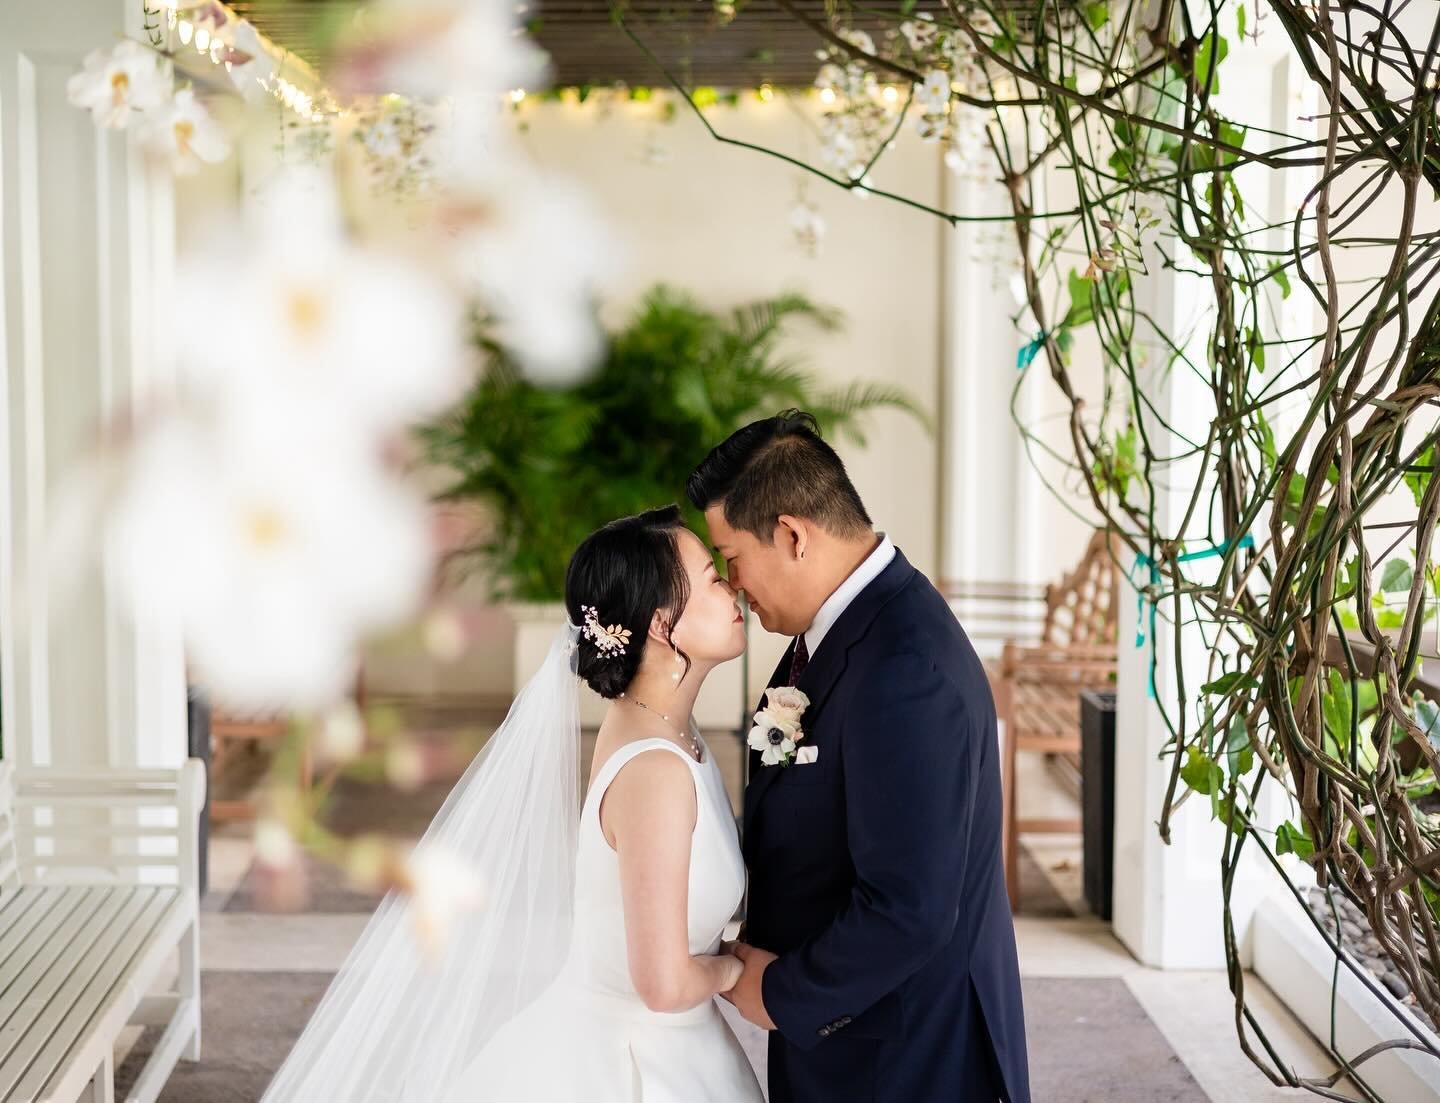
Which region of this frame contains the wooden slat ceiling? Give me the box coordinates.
[233,0,1065,91]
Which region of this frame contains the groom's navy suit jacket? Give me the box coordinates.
[744,548,1030,1103]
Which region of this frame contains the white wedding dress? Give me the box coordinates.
[442,734,766,1102]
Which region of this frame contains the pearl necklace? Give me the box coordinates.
[619,692,703,760]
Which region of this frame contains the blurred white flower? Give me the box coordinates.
[141,88,230,174]
[820,118,870,181]
[899,16,938,52]
[917,70,951,114]
[255,819,301,869]
[789,200,826,259]
[335,0,548,103]
[226,20,277,102]
[815,63,845,92]
[67,39,170,129]
[841,28,876,56]
[176,169,468,435]
[362,115,404,158]
[422,606,468,661]
[401,844,485,960]
[446,170,615,384]
[319,700,368,764]
[386,740,428,791]
[106,409,433,710]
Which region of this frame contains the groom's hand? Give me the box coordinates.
[720,942,777,1030]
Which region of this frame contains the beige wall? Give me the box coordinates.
[369,95,948,702]
[515,94,945,572]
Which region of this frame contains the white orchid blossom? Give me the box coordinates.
[335,0,547,103]
[401,844,486,961]
[175,169,468,436]
[141,87,230,174]
[105,409,433,710]
[446,168,616,384]
[917,69,952,114]
[67,39,170,129]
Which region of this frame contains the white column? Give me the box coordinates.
[1110,23,1307,968]
[939,162,1049,646]
[1,1,186,768]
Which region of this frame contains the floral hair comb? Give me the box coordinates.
[580,605,632,659]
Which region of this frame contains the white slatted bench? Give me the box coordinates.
[0,761,205,1103]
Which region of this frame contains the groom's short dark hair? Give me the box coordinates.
[686,410,872,542]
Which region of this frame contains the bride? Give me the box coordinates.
[262,505,766,1102]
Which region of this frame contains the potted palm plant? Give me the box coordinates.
[421,285,926,726]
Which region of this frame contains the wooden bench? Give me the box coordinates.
[986,530,1120,910]
[0,761,204,1102]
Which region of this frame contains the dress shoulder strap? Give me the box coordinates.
[587,737,698,807]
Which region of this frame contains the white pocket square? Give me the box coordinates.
[794,746,819,765]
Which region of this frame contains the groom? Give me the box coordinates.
[688,411,1030,1103]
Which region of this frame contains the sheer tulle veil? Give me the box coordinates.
[261,623,583,1101]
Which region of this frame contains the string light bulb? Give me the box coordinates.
[819,87,836,105]
[882,85,898,103]
[758,84,774,102]
[509,88,526,104]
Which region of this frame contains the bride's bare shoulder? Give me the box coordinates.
[593,734,698,845]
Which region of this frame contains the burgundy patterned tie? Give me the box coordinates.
[787,634,810,686]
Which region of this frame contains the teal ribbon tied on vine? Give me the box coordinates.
[1131,533,1256,699]
[1016,330,1049,371]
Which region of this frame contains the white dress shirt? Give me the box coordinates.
[803,532,896,657]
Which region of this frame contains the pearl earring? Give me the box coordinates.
[672,652,683,682]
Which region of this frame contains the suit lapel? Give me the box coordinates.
[742,549,919,847]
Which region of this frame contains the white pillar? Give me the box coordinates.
[1110,23,1309,968]
[1,1,186,768]
[939,162,1050,649]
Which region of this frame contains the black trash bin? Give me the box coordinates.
[1080,689,1117,920]
[186,686,212,896]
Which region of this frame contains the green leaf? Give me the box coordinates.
[1266,264,1292,300]
[1193,33,1229,94]
[1213,792,1246,834]
[1226,720,1254,778]
[1380,558,1414,593]
[1181,746,1224,796]
[1275,821,1315,860]
[1245,328,1266,373]
[1084,1,1109,30]
[1405,444,1434,508]
[1342,555,1359,593]
[1236,3,1247,37]
[1321,669,1355,755]
[1201,670,1259,696]
[1354,674,1382,716]
[1416,697,1440,749]
[1254,411,1277,467]
[1064,268,1096,328]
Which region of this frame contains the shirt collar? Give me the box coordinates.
[803,532,896,657]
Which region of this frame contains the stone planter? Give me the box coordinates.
[507,603,749,731]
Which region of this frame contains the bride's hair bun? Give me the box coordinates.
[564,505,691,700]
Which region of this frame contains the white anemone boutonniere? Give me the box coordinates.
[748,686,811,767]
